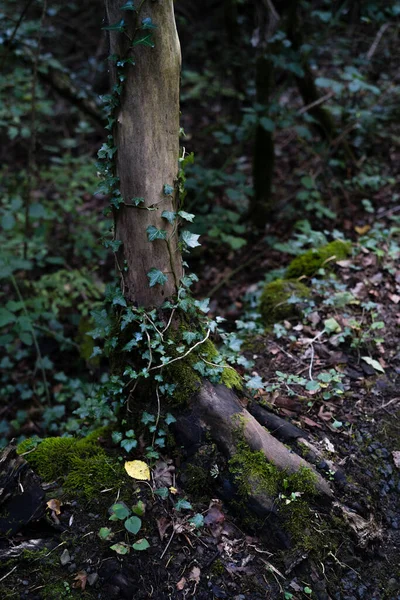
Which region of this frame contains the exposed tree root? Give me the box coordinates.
[189,382,333,499]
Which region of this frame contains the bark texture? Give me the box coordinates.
[106,0,183,308]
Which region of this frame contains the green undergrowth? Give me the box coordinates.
[259,278,310,325]
[286,240,351,278]
[17,428,125,500]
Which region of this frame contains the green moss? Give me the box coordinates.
[17,433,125,499]
[286,240,351,278]
[166,335,242,405]
[259,278,311,324]
[184,463,210,497]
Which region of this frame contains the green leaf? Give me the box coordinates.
[146,226,167,242]
[110,543,130,555]
[180,230,201,248]
[324,318,341,333]
[175,498,192,511]
[124,516,142,535]
[132,33,154,48]
[110,503,130,520]
[259,117,275,132]
[132,538,150,551]
[0,309,17,328]
[102,19,125,31]
[120,438,137,452]
[132,500,145,516]
[194,298,210,313]
[361,356,385,373]
[141,411,155,425]
[29,203,47,219]
[161,211,176,224]
[1,213,15,230]
[178,211,195,222]
[306,380,320,392]
[154,487,168,499]
[120,0,136,10]
[246,374,263,390]
[163,184,174,196]
[189,513,204,528]
[141,17,157,29]
[304,586,312,595]
[182,331,198,344]
[147,269,168,287]
[165,413,176,425]
[98,527,113,540]
[131,197,144,206]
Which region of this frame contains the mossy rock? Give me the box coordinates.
[286,240,351,279]
[17,431,125,500]
[259,278,310,325]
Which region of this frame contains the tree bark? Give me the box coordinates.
[105,0,183,308]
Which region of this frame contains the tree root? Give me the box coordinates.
[188,382,332,501]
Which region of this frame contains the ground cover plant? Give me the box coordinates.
[0,1,400,599]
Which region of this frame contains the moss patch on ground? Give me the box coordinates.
[17,431,125,500]
[286,240,351,278]
[259,278,311,325]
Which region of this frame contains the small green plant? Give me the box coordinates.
[99,501,150,554]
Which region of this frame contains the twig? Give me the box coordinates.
[0,565,17,583]
[308,344,315,381]
[160,528,176,559]
[297,91,335,116]
[367,23,390,60]
[149,328,211,371]
[152,385,161,446]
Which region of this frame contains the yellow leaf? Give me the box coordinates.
[124,460,150,481]
[354,225,370,235]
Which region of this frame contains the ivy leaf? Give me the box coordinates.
[121,438,137,452]
[246,374,264,390]
[146,226,167,242]
[163,184,174,196]
[132,538,150,551]
[175,498,192,511]
[182,331,198,344]
[154,487,168,499]
[189,514,204,528]
[306,380,320,392]
[147,269,168,287]
[0,308,17,328]
[259,116,275,132]
[178,210,195,222]
[165,413,176,425]
[194,298,210,313]
[120,0,136,10]
[141,17,157,29]
[124,516,142,535]
[102,19,125,31]
[131,197,144,206]
[180,230,201,248]
[132,33,154,48]
[161,211,176,224]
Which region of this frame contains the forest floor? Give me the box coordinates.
[1,203,400,600]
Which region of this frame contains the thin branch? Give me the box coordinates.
[297,91,335,116]
[367,23,390,60]
[149,328,211,371]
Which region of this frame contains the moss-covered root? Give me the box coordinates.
[259,278,310,325]
[17,432,125,500]
[286,240,351,279]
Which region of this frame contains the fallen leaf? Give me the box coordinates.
[355,225,370,235]
[73,571,87,591]
[389,294,400,304]
[392,451,400,469]
[301,416,322,428]
[188,566,201,583]
[361,356,385,374]
[157,516,171,539]
[124,460,150,481]
[176,577,186,591]
[47,498,62,515]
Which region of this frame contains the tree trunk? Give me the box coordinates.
[105,0,183,308]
